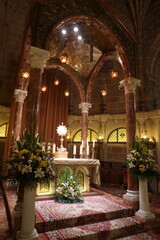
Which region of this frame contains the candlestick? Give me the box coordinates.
[93,141,95,148]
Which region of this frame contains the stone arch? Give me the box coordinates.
[44,64,84,102]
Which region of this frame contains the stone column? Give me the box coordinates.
[13,47,49,234]
[16,188,39,240]
[26,46,49,133]
[14,89,28,140]
[135,178,155,220]
[119,77,141,208]
[79,102,92,156]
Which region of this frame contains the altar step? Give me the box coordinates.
[38,217,159,240]
[35,195,160,239]
[35,195,134,233]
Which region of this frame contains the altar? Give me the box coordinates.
[36,158,101,197]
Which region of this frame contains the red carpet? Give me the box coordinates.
[35,195,133,232]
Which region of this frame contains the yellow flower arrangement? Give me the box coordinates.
[55,167,83,203]
[125,139,160,180]
[4,130,55,189]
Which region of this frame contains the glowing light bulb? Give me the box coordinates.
[73,26,79,32]
[101,89,107,96]
[77,35,82,40]
[64,90,70,96]
[54,79,60,86]
[61,29,67,35]
[111,70,118,78]
[22,72,29,78]
[41,86,47,92]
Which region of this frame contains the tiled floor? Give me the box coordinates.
[0,183,160,240]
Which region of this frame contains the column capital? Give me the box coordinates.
[14,89,28,103]
[79,102,92,114]
[28,46,50,69]
[119,77,141,94]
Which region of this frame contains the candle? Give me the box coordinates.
[73,144,76,155]
[52,143,56,154]
[87,145,90,156]
[93,141,95,148]
[80,145,82,155]
[82,140,84,148]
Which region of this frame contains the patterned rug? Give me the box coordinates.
[39,216,145,240]
[35,195,133,232]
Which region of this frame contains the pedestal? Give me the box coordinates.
[16,187,39,240]
[135,178,155,220]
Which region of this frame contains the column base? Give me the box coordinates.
[16,228,39,240]
[123,189,139,201]
[123,190,139,210]
[135,210,155,220]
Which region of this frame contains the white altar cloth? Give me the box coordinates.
[54,158,101,186]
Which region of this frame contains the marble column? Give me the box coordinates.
[13,47,49,234]
[14,89,28,140]
[26,46,49,133]
[79,102,92,157]
[119,77,141,207]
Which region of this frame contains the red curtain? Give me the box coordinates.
[38,74,69,147]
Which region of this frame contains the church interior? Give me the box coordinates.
[0,0,160,239]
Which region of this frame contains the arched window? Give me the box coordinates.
[107,127,127,143]
[0,122,9,138]
[72,129,98,142]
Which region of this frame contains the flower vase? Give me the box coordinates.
[16,187,39,240]
[135,177,155,220]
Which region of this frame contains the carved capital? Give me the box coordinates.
[28,46,50,69]
[14,89,28,103]
[79,102,92,114]
[119,77,141,94]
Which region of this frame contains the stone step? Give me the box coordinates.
[35,195,133,233]
[38,216,145,240]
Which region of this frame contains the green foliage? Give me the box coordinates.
[55,167,83,204]
[125,138,160,181]
[3,129,55,189]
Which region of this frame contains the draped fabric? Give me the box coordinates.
[38,74,69,147]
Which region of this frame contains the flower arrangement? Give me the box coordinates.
[125,139,160,180]
[55,167,83,203]
[4,130,55,189]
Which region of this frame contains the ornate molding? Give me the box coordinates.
[119,77,141,94]
[28,46,50,69]
[79,102,92,114]
[14,89,28,103]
